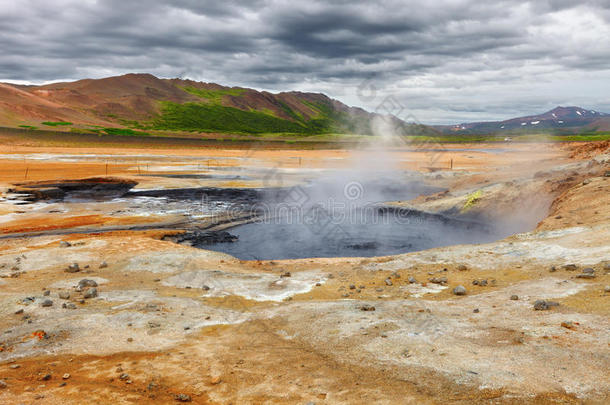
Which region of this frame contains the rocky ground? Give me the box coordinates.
[0,142,608,404]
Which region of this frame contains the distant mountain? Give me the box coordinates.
[0,73,436,136]
[438,106,610,135]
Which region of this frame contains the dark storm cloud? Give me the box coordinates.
[1,0,609,123]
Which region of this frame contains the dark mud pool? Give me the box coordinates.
[201,177,513,260]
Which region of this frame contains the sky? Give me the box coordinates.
[1,0,609,124]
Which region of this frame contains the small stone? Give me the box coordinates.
[40,374,52,381]
[280,271,291,278]
[83,287,98,299]
[62,302,77,309]
[604,263,610,271]
[119,373,130,381]
[457,265,468,271]
[582,268,595,274]
[201,285,210,291]
[549,266,557,272]
[384,278,393,286]
[62,373,70,380]
[429,277,448,285]
[9,364,20,369]
[99,261,108,269]
[58,291,70,300]
[510,295,519,300]
[66,263,80,273]
[359,304,376,311]
[127,337,133,342]
[561,321,576,330]
[210,376,222,384]
[175,394,192,402]
[604,286,610,293]
[349,284,356,290]
[59,241,71,248]
[43,290,50,296]
[40,299,53,307]
[452,285,467,296]
[472,279,488,286]
[562,264,577,271]
[576,273,596,279]
[0,380,7,389]
[14,308,24,315]
[408,276,417,284]
[77,279,98,290]
[533,300,559,310]
[473,308,479,313]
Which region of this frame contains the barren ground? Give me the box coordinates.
[0,140,608,404]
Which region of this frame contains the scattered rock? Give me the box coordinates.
[76,279,98,291]
[280,271,291,278]
[349,284,356,290]
[533,300,559,311]
[452,285,467,296]
[43,290,50,296]
[62,302,77,310]
[66,263,80,273]
[58,291,70,300]
[99,261,108,269]
[429,277,448,285]
[62,373,70,380]
[561,321,576,330]
[605,286,610,293]
[562,264,577,271]
[59,241,71,248]
[576,272,596,279]
[359,304,376,311]
[473,308,479,313]
[384,278,393,286]
[210,376,222,385]
[175,394,192,402]
[457,265,468,271]
[582,267,595,274]
[408,276,417,284]
[83,287,98,299]
[0,380,7,389]
[40,374,52,381]
[472,279,488,286]
[549,266,557,272]
[14,309,24,315]
[510,295,519,300]
[40,299,53,307]
[119,373,130,381]
[9,364,20,369]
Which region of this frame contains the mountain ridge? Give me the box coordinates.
[0,73,435,136]
[439,106,610,134]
